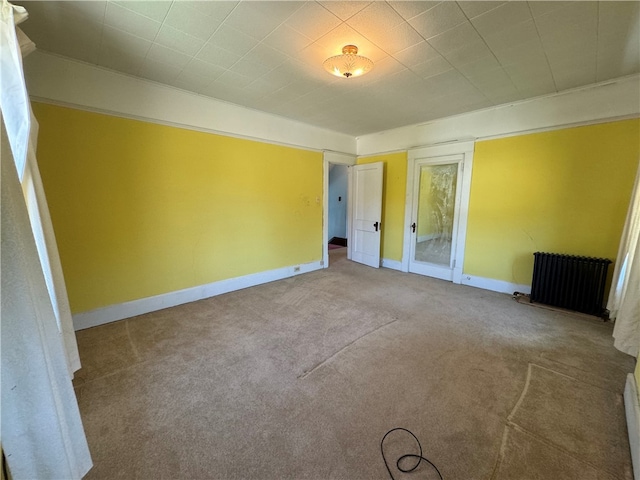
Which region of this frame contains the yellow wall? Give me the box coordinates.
[33,103,322,313]
[464,119,640,287]
[357,152,407,262]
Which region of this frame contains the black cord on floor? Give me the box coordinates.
[381,427,443,480]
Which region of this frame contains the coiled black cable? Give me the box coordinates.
[381,427,443,480]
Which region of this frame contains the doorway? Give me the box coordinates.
[328,164,348,250]
[402,141,474,283]
[323,152,356,268]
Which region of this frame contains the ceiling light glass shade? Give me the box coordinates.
[323,45,373,79]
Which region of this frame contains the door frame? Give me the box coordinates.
[323,151,356,268]
[408,155,464,281]
[401,141,475,283]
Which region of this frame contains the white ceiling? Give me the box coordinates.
[15,1,640,137]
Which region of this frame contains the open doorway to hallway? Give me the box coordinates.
[328,164,348,251]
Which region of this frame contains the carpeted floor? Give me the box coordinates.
[73,249,635,479]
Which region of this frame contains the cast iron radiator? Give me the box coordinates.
[530,252,611,316]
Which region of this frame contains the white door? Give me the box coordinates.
[408,155,464,281]
[350,162,383,268]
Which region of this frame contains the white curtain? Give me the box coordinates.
[1,0,92,477]
[610,159,640,357]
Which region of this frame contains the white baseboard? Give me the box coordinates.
[625,373,640,480]
[460,274,531,295]
[73,260,323,330]
[381,258,403,271]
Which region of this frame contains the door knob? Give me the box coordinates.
[411,222,416,233]
[374,221,379,232]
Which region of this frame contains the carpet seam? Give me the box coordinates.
[504,362,627,480]
[537,354,628,393]
[297,318,399,379]
[74,359,153,389]
[529,361,626,394]
[507,422,627,480]
[125,319,142,361]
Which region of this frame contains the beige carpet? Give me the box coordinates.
[73,249,635,479]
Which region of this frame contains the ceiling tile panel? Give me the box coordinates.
[408,2,468,39]
[154,24,206,56]
[470,2,532,37]
[318,2,371,21]
[597,46,640,82]
[104,2,162,41]
[491,38,547,66]
[410,55,453,79]
[168,71,214,93]
[504,60,553,82]
[388,2,440,22]
[367,56,407,78]
[39,15,102,64]
[598,1,640,34]
[208,25,259,57]
[243,44,290,69]
[112,1,171,23]
[527,1,573,18]
[508,71,556,92]
[394,41,441,67]
[454,54,501,76]
[465,68,515,91]
[146,44,192,70]
[427,22,481,55]
[443,42,493,68]
[284,2,342,41]
[182,58,226,81]
[213,70,255,89]
[60,1,107,20]
[138,58,181,83]
[481,19,541,53]
[362,20,424,55]
[229,59,273,79]
[100,25,152,58]
[224,1,301,40]
[421,69,474,97]
[349,2,405,33]
[485,89,523,105]
[195,42,242,69]
[546,47,595,72]
[163,3,223,41]
[456,1,505,19]
[258,61,300,88]
[534,2,597,45]
[262,24,313,56]
[553,63,596,91]
[180,1,239,20]
[98,51,144,77]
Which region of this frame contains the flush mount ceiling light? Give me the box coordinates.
[323,45,373,79]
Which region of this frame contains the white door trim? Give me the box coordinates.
[323,151,356,268]
[401,141,475,283]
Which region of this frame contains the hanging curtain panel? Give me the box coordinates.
[1,1,92,477]
[610,160,640,356]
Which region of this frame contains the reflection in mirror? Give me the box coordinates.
[414,163,457,266]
